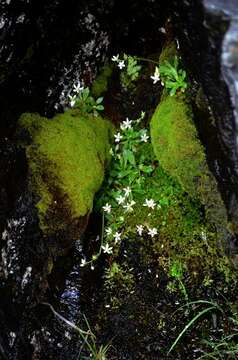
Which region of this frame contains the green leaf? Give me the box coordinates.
[96,97,104,104]
[123,149,136,166]
[139,164,153,173]
[95,104,104,111]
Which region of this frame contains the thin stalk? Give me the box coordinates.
[42,302,89,335]
[171,300,223,317]
[134,56,159,66]
[42,302,107,359]
[168,305,217,354]
[197,352,220,360]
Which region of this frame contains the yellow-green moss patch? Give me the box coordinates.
[18,109,113,235]
[150,92,228,234]
[150,95,206,197]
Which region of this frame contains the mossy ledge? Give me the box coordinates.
[150,93,228,237]
[18,109,113,237]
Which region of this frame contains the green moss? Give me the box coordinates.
[99,134,234,284]
[150,93,227,230]
[150,94,206,198]
[91,65,113,98]
[18,109,113,235]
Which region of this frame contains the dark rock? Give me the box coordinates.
[0,0,113,120]
[0,0,168,125]
[172,0,238,224]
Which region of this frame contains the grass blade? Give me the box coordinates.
[168,305,216,354]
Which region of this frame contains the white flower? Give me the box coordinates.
[113,232,121,243]
[80,258,86,267]
[159,27,166,34]
[112,54,120,62]
[150,66,160,84]
[91,264,95,270]
[123,200,136,213]
[140,132,149,143]
[161,81,164,86]
[102,203,112,213]
[148,227,158,238]
[123,187,131,197]
[136,225,144,236]
[141,111,146,119]
[143,198,156,210]
[105,227,112,236]
[120,118,132,130]
[201,231,207,241]
[118,60,125,70]
[68,95,76,107]
[102,243,113,254]
[116,195,125,205]
[114,132,123,143]
[73,82,84,93]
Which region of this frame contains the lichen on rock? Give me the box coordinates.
[17,109,113,237]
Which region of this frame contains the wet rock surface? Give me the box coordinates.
[1,0,238,359]
[0,0,167,122]
[0,1,169,358]
[172,0,238,224]
[0,0,112,119]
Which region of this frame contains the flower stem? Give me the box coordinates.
[134,56,159,66]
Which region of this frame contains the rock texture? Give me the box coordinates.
[172,0,238,224]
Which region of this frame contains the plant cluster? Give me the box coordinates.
[68,81,104,116]
[112,54,142,89]
[45,302,110,360]
[158,55,187,96]
[168,299,238,360]
[168,260,188,301]
[112,50,188,95]
[78,106,231,291]
[79,111,165,270]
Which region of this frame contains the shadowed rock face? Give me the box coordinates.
[0,1,169,358]
[172,0,238,222]
[0,0,112,119]
[0,0,167,123]
[3,0,238,358]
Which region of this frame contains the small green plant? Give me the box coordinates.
[197,302,238,360]
[104,261,134,292]
[80,110,160,269]
[168,300,223,355]
[68,83,104,115]
[112,49,188,95]
[112,54,141,89]
[43,302,111,360]
[120,55,142,89]
[95,110,161,241]
[198,337,238,360]
[169,260,188,300]
[159,55,187,96]
[168,299,238,359]
[80,315,111,360]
